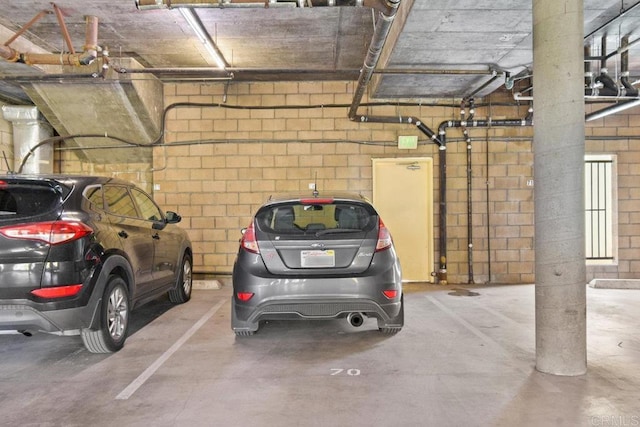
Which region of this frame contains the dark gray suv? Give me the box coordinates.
[231,192,403,336]
[0,175,192,353]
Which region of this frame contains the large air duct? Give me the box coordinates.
[1,106,53,174]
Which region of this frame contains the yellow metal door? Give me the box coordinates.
[373,158,434,282]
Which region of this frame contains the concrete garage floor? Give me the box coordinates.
[1,281,639,427]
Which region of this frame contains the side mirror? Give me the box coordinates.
[165,211,182,224]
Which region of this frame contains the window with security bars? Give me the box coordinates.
[585,156,614,261]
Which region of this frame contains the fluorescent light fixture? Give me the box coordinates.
[585,98,640,121]
[179,8,227,70]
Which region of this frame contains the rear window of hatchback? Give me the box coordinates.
[0,182,63,219]
[256,201,376,235]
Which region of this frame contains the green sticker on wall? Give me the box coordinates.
[398,135,418,149]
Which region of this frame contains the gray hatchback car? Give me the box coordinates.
[231,192,403,336]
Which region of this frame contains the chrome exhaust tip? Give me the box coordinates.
[347,312,364,327]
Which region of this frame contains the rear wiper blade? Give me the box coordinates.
[315,228,361,236]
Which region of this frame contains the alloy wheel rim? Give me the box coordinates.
[107,286,128,340]
[183,260,192,294]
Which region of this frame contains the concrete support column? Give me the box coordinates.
[533,0,587,375]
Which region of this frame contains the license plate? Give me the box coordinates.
[301,250,335,268]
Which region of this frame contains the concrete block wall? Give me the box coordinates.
[49,80,640,285]
[151,81,536,284]
[585,104,640,281]
[57,150,154,194]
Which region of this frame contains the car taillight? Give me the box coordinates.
[382,290,398,299]
[240,222,260,254]
[236,292,254,302]
[0,221,93,245]
[375,218,392,252]
[30,284,83,299]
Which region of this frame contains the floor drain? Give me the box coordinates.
[448,288,480,297]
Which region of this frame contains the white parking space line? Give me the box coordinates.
[115,298,227,400]
[425,296,506,354]
[425,295,560,392]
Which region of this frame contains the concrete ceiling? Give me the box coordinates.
[1,0,640,164]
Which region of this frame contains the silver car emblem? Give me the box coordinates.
[310,242,325,249]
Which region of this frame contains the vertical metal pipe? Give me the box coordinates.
[465,101,476,284]
[485,129,491,283]
[437,129,448,284]
[466,130,474,284]
[81,15,99,64]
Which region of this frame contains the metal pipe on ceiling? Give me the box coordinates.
[52,3,76,54]
[135,0,393,13]
[464,71,501,100]
[347,0,401,120]
[584,0,640,39]
[372,68,495,75]
[3,10,51,47]
[0,15,99,66]
[514,92,640,102]
[107,66,498,81]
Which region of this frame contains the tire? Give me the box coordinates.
[81,275,130,353]
[234,330,255,337]
[169,253,192,304]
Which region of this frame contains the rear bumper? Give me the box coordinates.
[0,259,115,334]
[231,250,402,332]
[232,297,402,332]
[0,302,99,335]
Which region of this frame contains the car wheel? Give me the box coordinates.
[169,253,192,304]
[235,330,255,337]
[81,275,130,353]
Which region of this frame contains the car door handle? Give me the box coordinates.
[152,233,160,240]
[118,230,128,238]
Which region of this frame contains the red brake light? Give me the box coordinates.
[375,218,392,252]
[31,284,83,299]
[383,290,398,299]
[240,222,260,254]
[0,221,92,245]
[300,198,334,204]
[0,180,7,189]
[236,292,254,302]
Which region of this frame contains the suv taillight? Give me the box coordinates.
[0,221,93,245]
[31,284,83,299]
[375,218,392,252]
[240,221,260,254]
